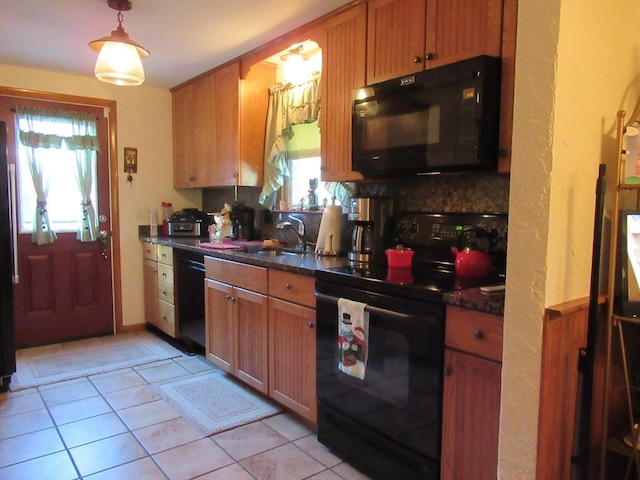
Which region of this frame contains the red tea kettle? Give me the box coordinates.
[451,228,494,279]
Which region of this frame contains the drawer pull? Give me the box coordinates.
[413,55,423,64]
[162,272,167,278]
[473,330,484,340]
[443,366,451,376]
[226,294,232,301]
[285,283,292,290]
[308,322,314,329]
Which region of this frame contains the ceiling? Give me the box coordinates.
[0,0,352,89]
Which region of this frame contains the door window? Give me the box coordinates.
[17,143,97,233]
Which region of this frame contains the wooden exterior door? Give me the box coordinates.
[0,97,114,347]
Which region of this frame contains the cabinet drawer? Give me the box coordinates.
[205,257,267,294]
[158,280,174,304]
[445,306,503,362]
[143,242,157,261]
[157,262,174,285]
[157,245,173,265]
[157,299,176,336]
[268,270,315,308]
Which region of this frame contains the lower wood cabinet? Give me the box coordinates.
[441,306,503,480]
[142,242,177,338]
[268,299,316,421]
[204,258,269,394]
[204,256,317,422]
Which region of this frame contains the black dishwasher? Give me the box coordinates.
[174,250,205,348]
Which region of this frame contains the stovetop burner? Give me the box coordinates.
[316,211,508,302]
[317,262,505,302]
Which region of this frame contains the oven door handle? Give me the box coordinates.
[315,292,414,322]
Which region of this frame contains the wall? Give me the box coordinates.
[0,64,200,328]
[501,0,640,478]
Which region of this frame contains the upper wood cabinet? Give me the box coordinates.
[316,2,366,182]
[172,61,275,188]
[367,0,503,84]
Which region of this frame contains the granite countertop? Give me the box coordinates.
[141,236,505,315]
[140,235,351,276]
[443,287,505,316]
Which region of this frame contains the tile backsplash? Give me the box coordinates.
[201,173,510,249]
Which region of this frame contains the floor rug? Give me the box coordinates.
[156,373,282,436]
[11,331,183,391]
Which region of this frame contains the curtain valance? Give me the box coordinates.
[15,106,100,151]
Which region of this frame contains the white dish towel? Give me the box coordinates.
[337,298,370,380]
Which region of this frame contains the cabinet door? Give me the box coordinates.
[318,3,366,182]
[235,287,269,394]
[204,278,234,373]
[268,297,317,422]
[441,349,501,480]
[425,0,503,68]
[172,83,196,188]
[366,0,427,84]
[143,259,158,327]
[191,74,216,187]
[213,62,241,186]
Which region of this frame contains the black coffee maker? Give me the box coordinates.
[230,203,255,241]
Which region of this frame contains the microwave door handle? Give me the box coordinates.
[315,292,413,322]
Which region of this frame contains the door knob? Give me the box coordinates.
[98,230,110,259]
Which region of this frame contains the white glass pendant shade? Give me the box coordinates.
[94,41,145,86]
[283,53,307,84]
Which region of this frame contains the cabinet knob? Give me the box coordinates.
[162,272,167,278]
[424,52,433,61]
[226,294,232,301]
[443,366,451,376]
[413,55,424,64]
[473,330,484,340]
[308,322,315,329]
[285,283,292,290]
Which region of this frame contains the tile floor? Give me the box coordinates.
[0,348,370,480]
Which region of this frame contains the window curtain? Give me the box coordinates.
[259,73,321,208]
[15,106,100,245]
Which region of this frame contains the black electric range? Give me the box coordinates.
[314,212,508,480]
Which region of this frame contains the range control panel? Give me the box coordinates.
[393,212,508,253]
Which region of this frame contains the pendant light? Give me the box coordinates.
[88,0,149,86]
[280,45,308,84]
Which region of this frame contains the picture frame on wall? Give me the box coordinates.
[619,210,640,317]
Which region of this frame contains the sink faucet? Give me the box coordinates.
[276,215,306,250]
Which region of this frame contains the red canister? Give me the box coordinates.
[385,245,414,268]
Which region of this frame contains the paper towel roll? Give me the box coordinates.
[315,205,342,255]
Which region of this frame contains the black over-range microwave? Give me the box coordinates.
[352,55,502,177]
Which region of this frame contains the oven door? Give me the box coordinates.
[315,279,445,480]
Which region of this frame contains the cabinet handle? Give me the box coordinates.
[308,322,314,329]
[413,55,423,64]
[162,272,167,278]
[226,294,232,301]
[443,366,451,376]
[424,52,433,61]
[285,283,292,290]
[473,330,484,340]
